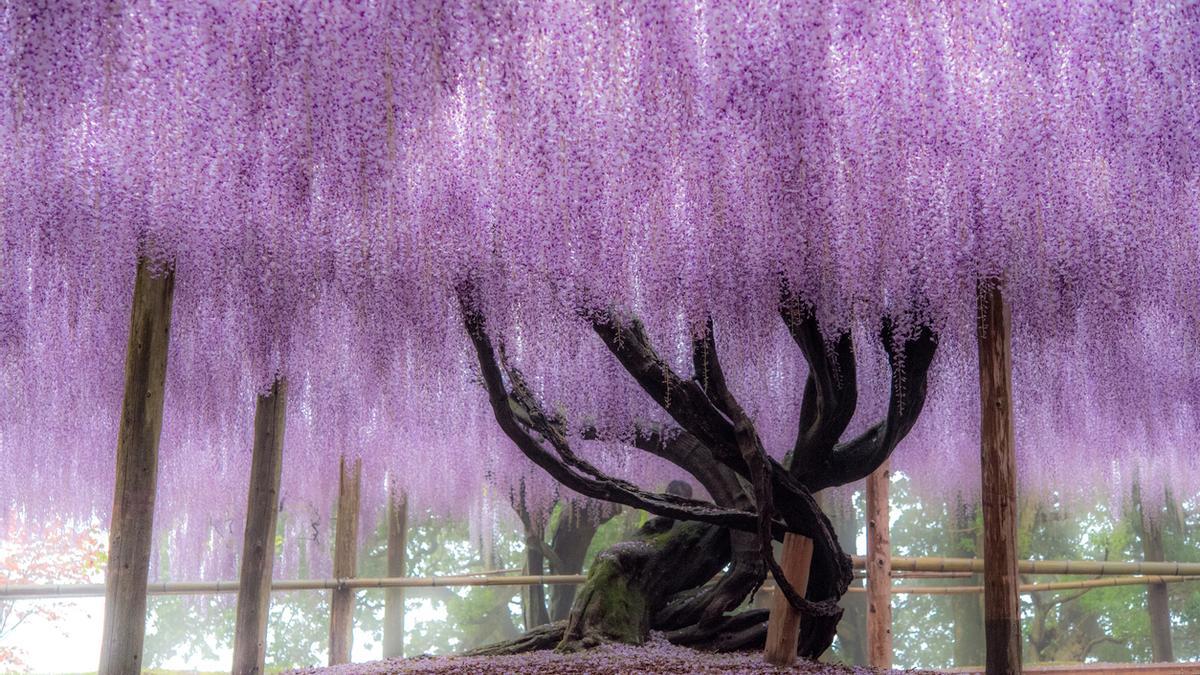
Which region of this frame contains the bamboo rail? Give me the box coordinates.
[0,574,590,600]
[9,569,1200,601]
[847,575,1200,595]
[8,556,1200,601]
[762,574,1200,597]
[851,555,1200,577]
[953,664,1199,674]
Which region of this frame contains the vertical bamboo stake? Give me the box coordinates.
[977,281,1021,675]
[866,461,893,668]
[763,533,814,666]
[329,456,362,665]
[98,257,175,675]
[383,489,408,658]
[231,378,288,674]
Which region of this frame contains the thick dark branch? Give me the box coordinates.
[691,320,739,421]
[629,427,752,511]
[804,319,938,491]
[779,298,858,473]
[459,288,768,534]
[589,312,750,477]
[693,320,843,620]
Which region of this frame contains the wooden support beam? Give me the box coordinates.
[98,257,175,675]
[977,281,1021,675]
[383,489,408,659]
[329,457,362,666]
[866,461,892,669]
[232,378,288,674]
[763,533,813,666]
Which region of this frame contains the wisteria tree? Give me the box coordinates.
[3,0,1199,669]
[460,288,937,656]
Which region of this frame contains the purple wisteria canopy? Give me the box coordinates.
[1,0,1198,576]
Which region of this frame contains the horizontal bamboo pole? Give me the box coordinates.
[952,662,1200,674]
[1020,575,1199,594]
[852,555,1200,577]
[0,574,590,600]
[10,557,1200,601]
[764,574,1200,597]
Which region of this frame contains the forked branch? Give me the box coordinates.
[459,286,769,534]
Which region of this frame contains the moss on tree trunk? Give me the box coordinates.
[507,516,734,653]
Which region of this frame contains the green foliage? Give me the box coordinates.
[395,511,526,655]
[582,510,640,567]
[860,474,1200,669]
[140,480,1200,671]
[145,507,530,669]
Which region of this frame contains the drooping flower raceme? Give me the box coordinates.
[1,1,1197,574]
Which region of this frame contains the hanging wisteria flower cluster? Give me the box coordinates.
[1,0,1198,574]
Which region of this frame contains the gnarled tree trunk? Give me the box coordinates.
[460,284,937,659]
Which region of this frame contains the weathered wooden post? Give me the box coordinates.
[231,378,288,674]
[383,489,408,658]
[977,281,1021,675]
[763,533,814,666]
[329,456,362,665]
[1134,485,1175,662]
[866,461,892,668]
[98,257,175,675]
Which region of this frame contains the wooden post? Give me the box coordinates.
[1145,528,1174,662]
[763,533,814,666]
[382,489,408,659]
[977,281,1022,675]
[1135,487,1175,662]
[98,257,175,675]
[329,457,362,665]
[231,378,288,674]
[866,461,893,668]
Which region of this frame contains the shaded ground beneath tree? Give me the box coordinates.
[287,636,941,674]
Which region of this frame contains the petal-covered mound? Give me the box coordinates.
[287,634,934,674]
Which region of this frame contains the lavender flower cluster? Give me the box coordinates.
[0,1,1196,572]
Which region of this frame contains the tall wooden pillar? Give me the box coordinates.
[383,489,408,658]
[763,533,814,666]
[866,461,892,668]
[977,281,1021,675]
[329,456,362,665]
[98,257,175,675]
[231,378,289,674]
